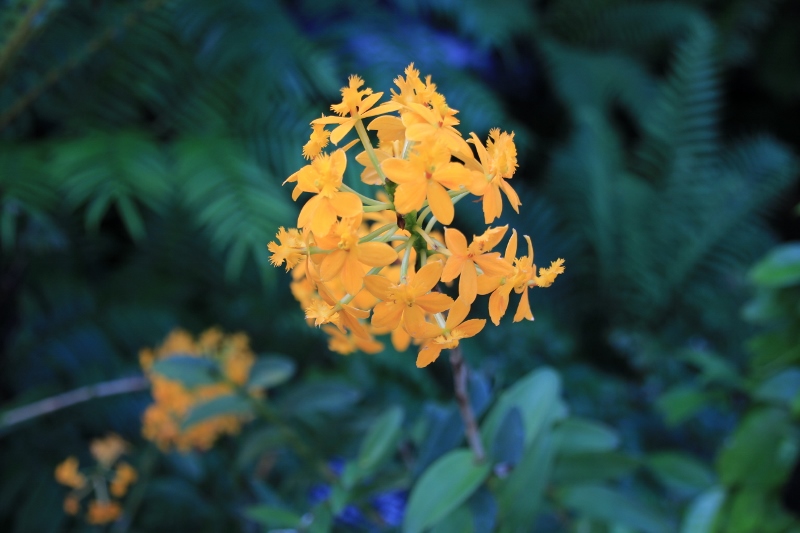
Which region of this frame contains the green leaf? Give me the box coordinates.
[404,449,491,533]
[754,368,800,406]
[552,452,639,485]
[750,243,800,288]
[182,394,252,429]
[656,385,709,425]
[560,485,672,533]
[246,355,296,390]
[357,406,404,473]
[236,428,284,471]
[497,430,556,528]
[151,356,220,387]
[280,381,362,415]
[491,407,525,466]
[430,505,474,533]
[648,452,715,494]
[481,367,562,448]
[718,408,794,488]
[554,417,619,455]
[728,488,766,533]
[680,488,725,533]
[246,505,302,527]
[680,349,743,388]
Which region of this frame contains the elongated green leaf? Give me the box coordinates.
[182,394,252,429]
[357,406,404,472]
[552,452,639,484]
[280,381,361,415]
[246,505,302,528]
[750,243,800,288]
[430,505,474,533]
[681,488,725,533]
[151,356,220,387]
[247,355,296,390]
[491,407,524,466]
[754,369,800,406]
[404,449,491,533]
[648,452,715,495]
[554,417,619,455]
[497,430,556,527]
[481,367,562,448]
[560,485,672,533]
[657,385,709,425]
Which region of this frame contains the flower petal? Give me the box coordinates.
[357,242,398,267]
[477,275,502,295]
[427,181,454,225]
[415,293,454,314]
[441,255,464,283]
[372,301,404,330]
[381,158,418,184]
[320,249,347,281]
[513,288,534,322]
[444,227,468,256]
[446,298,471,330]
[310,198,337,237]
[393,181,427,214]
[410,261,444,295]
[454,319,486,339]
[458,260,478,304]
[330,120,356,145]
[488,288,509,326]
[330,191,363,218]
[363,275,393,300]
[341,253,365,296]
[416,344,443,368]
[474,253,514,277]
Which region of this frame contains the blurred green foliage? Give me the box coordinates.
[1,0,799,532]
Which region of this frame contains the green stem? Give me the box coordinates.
[363,203,393,213]
[355,119,389,184]
[414,226,450,255]
[340,184,384,206]
[359,223,396,243]
[399,242,413,283]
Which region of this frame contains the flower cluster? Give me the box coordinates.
[268,64,564,367]
[140,328,255,451]
[54,434,137,525]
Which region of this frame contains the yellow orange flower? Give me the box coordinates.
[323,325,383,355]
[313,75,402,145]
[364,261,453,332]
[302,121,331,159]
[110,462,138,497]
[382,140,470,225]
[316,217,398,296]
[268,227,310,271]
[467,129,521,223]
[478,231,565,324]
[63,495,80,515]
[55,456,86,489]
[87,500,122,525]
[440,226,515,303]
[287,150,362,237]
[414,299,486,367]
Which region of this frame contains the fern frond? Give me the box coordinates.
[175,137,296,285]
[50,131,171,241]
[635,18,720,184]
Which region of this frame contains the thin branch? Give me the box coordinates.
[449,346,485,462]
[0,375,149,433]
[0,0,52,82]
[0,0,168,131]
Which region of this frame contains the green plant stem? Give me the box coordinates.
[340,184,385,206]
[363,203,393,213]
[355,119,389,183]
[359,223,396,243]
